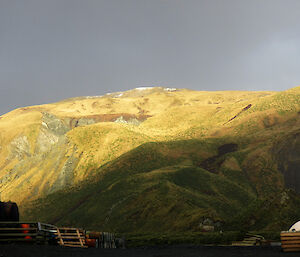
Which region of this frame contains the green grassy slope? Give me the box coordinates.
[23,125,299,233]
[23,139,255,232]
[0,86,299,234]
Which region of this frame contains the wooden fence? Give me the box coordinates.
[0,222,57,244]
[0,222,118,248]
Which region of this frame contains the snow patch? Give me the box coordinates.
[84,95,103,99]
[115,93,123,97]
[164,88,177,92]
[135,87,154,90]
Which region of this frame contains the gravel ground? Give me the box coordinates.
[0,244,299,257]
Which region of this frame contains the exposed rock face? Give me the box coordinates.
[36,112,70,153]
[76,118,95,127]
[34,113,78,193]
[1,86,299,233]
[36,129,61,153]
[49,145,79,193]
[274,130,300,193]
[42,112,69,135]
[9,136,31,160]
[65,113,149,128]
[114,116,141,126]
[2,112,78,202]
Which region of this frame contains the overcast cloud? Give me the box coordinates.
[1,0,300,115]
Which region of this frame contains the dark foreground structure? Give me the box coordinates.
[0,201,19,222]
[0,245,299,257]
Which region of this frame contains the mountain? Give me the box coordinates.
[0,86,300,233]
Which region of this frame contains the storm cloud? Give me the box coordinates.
[1,0,300,114]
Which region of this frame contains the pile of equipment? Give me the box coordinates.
[0,201,121,248]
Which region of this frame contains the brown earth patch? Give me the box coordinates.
[18,107,45,113]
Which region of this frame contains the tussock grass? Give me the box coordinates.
[0,86,299,236]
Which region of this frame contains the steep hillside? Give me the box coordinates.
[0,86,300,233]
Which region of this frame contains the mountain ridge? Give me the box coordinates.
[0,86,299,233]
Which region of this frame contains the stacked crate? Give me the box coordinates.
[281,231,300,252]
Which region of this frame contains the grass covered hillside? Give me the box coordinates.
[0,86,300,233]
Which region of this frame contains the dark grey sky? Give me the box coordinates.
[1,0,300,115]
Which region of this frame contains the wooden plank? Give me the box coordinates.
[56,236,85,240]
[58,228,84,231]
[281,239,300,244]
[282,244,300,248]
[283,248,300,252]
[54,232,80,236]
[0,238,36,242]
[66,232,83,234]
[56,229,64,246]
[282,248,300,252]
[0,233,37,237]
[232,243,254,246]
[281,233,300,237]
[76,229,85,247]
[281,232,300,253]
[64,244,88,248]
[281,237,300,240]
[0,227,37,231]
[0,222,37,224]
[55,232,83,235]
[61,241,81,244]
[55,234,84,238]
[281,235,300,238]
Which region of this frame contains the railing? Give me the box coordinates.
[0,222,58,244]
[0,222,118,248]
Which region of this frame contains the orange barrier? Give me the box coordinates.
[86,238,97,248]
[21,223,32,239]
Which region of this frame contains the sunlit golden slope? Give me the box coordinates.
[0,86,299,214]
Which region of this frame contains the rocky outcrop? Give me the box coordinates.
[35,112,70,153]
[114,116,141,126]
[1,112,79,202]
[49,146,79,193]
[66,113,150,128]
[9,136,31,160]
[42,112,70,135]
